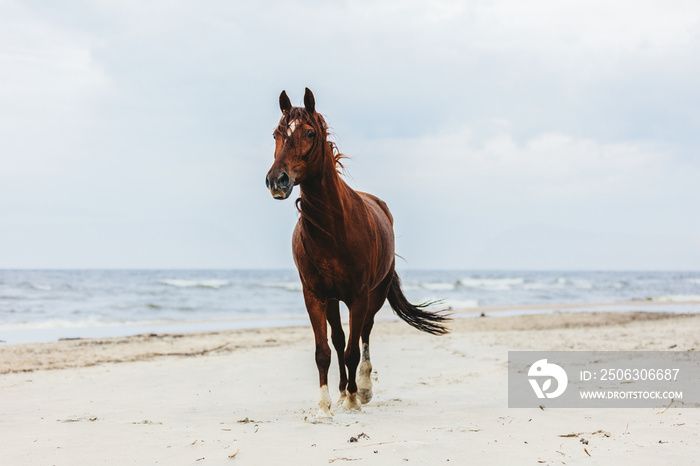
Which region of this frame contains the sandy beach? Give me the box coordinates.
[2,306,699,465]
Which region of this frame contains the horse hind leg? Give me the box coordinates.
[342,298,366,411]
[357,275,390,405]
[342,341,362,411]
[357,315,376,404]
[357,342,373,404]
[343,295,380,410]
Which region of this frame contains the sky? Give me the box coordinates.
[1,0,699,270]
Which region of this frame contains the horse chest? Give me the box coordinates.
[293,241,369,300]
[301,249,368,293]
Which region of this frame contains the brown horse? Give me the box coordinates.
[265,88,449,417]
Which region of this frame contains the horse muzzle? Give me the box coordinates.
[265,169,294,200]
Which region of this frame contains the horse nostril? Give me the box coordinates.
[278,172,290,188]
[265,175,270,189]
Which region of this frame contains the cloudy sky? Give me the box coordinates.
[1,0,699,270]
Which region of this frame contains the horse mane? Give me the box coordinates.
[279,107,349,247]
[279,107,346,172]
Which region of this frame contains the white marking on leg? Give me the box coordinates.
[343,391,361,410]
[357,343,373,404]
[357,359,373,404]
[317,384,332,418]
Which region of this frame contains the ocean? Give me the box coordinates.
[1,269,699,344]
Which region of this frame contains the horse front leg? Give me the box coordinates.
[304,291,332,417]
[327,299,348,403]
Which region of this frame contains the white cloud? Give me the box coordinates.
[0,1,111,178]
[351,121,664,200]
[471,0,700,72]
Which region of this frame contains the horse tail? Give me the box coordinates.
[387,270,450,335]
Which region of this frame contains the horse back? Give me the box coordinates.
[357,191,394,227]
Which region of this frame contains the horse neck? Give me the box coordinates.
[298,145,350,240]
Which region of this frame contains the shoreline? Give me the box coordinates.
[1,300,699,346]
[2,307,698,375]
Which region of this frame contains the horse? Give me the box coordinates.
[265,88,449,417]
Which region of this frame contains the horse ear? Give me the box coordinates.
[279,90,292,114]
[304,87,315,114]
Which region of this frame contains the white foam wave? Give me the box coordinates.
[442,299,479,310]
[158,279,230,289]
[421,282,457,291]
[519,278,596,290]
[405,296,479,310]
[458,277,524,290]
[31,283,52,291]
[572,280,592,289]
[262,282,303,292]
[687,279,700,285]
[555,278,592,289]
[608,281,628,289]
[0,317,151,331]
[521,282,549,290]
[649,295,700,303]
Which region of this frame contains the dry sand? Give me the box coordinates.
[1,307,699,465]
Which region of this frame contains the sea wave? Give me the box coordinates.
[555,278,593,289]
[158,279,230,289]
[405,282,458,291]
[403,296,478,310]
[0,317,148,330]
[261,282,303,292]
[0,313,311,332]
[648,295,700,303]
[442,299,479,310]
[458,277,524,290]
[607,281,628,289]
[521,282,549,290]
[30,283,52,291]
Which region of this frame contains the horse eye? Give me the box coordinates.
[306,129,315,138]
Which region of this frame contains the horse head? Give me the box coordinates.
[266,88,327,200]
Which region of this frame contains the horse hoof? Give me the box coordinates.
[358,388,373,404]
[314,407,333,420]
[343,392,361,411]
[337,390,348,404]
